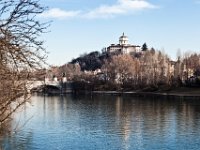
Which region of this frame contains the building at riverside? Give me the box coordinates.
[107,33,141,54]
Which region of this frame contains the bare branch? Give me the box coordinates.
[0,0,49,132]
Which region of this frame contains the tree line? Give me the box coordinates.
[47,47,200,92]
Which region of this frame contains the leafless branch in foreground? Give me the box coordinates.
[0,0,48,133]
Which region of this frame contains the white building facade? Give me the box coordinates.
[107,33,141,54]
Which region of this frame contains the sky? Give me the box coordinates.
[39,0,200,66]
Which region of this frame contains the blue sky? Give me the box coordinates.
[39,0,200,65]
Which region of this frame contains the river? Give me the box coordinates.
[1,95,200,150]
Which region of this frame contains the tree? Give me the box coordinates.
[139,49,170,87]
[102,54,136,87]
[142,43,148,51]
[71,51,103,71]
[58,63,81,80]
[0,0,48,133]
[150,47,155,55]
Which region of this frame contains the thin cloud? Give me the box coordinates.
[40,8,80,19]
[40,0,158,19]
[85,0,158,19]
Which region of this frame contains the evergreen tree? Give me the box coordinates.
[142,43,148,51]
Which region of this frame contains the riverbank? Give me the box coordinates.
[92,87,200,98]
[33,85,200,98]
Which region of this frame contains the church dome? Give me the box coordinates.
[119,32,128,45]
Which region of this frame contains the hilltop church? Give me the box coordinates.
[107,33,141,54]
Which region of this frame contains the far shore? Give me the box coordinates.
[91,87,200,98]
[92,91,200,97]
[34,85,200,98]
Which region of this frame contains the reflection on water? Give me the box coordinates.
[1,95,200,150]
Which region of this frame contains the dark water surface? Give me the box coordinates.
[1,95,200,150]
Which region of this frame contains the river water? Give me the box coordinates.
[1,95,200,150]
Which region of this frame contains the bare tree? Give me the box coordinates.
[58,63,81,80]
[102,54,136,87]
[0,0,48,132]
